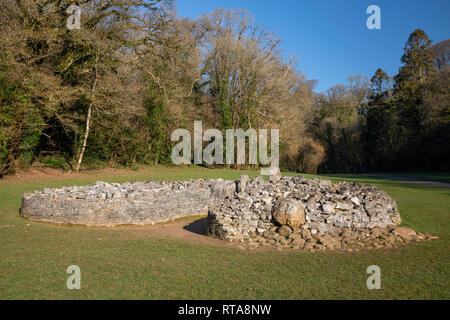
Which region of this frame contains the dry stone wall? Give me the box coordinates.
[20,180,217,226]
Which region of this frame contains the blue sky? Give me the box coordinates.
[175,0,450,93]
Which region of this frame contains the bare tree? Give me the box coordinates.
[0,0,173,171]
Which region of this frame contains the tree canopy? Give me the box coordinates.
[0,2,448,175]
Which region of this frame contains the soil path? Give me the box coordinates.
[119,217,279,252]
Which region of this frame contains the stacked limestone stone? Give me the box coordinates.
[20,179,217,226]
[20,173,437,251]
[206,173,437,251]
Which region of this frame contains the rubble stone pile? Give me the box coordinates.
[205,174,436,251]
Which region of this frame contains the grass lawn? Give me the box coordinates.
[379,172,450,184]
[0,166,449,299]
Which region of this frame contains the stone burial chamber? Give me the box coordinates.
[19,172,437,251]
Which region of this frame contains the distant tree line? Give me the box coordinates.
[0,1,448,175]
[312,33,449,173]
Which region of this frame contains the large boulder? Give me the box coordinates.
[271,198,305,228]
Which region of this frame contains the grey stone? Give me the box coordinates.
[210,179,235,201]
[322,202,336,214]
[350,197,360,206]
[336,202,353,211]
[237,175,249,193]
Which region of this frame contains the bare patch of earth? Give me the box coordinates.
[119,217,279,252]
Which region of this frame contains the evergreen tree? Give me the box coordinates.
[365,68,393,170]
[393,29,436,168]
[394,29,435,134]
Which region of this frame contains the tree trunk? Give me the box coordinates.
[74,103,92,172]
[74,54,98,172]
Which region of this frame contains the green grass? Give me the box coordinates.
[0,167,449,299]
[379,172,450,184]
